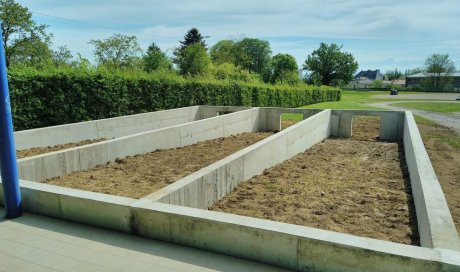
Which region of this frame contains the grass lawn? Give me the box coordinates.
[390,102,460,113]
[281,90,458,149]
[301,90,425,110]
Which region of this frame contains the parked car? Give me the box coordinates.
[456,96,460,101]
[390,89,398,95]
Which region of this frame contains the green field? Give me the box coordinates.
[281,90,449,126]
[390,102,460,113]
[302,90,425,110]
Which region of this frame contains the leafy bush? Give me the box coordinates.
[8,69,341,130]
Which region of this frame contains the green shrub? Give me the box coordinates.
[8,69,340,130]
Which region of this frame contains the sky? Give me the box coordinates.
[17,0,460,73]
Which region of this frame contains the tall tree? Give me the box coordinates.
[385,69,402,81]
[143,42,172,72]
[173,28,207,68]
[89,33,142,69]
[180,28,206,49]
[179,43,210,76]
[0,0,52,67]
[423,54,456,91]
[233,38,271,74]
[209,40,236,65]
[270,53,299,84]
[51,45,73,67]
[303,43,358,86]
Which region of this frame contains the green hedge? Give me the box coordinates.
[8,70,341,130]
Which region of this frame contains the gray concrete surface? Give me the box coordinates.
[14,106,201,150]
[403,111,460,250]
[328,109,405,141]
[369,101,460,134]
[0,207,290,272]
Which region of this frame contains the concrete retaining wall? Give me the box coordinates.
[329,109,405,141]
[403,111,460,250]
[17,108,261,182]
[1,179,459,272]
[14,106,202,150]
[145,109,331,208]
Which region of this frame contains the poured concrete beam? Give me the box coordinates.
[403,111,460,250]
[329,109,405,141]
[14,106,202,150]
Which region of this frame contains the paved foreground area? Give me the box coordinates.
[0,208,290,272]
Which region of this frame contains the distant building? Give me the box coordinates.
[383,79,406,88]
[406,72,460,91]
[350,70,384,88]
[354,70,384,81]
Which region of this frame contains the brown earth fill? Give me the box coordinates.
[44,132,272,199]
[17,139,104,159]
[211,117,419,245]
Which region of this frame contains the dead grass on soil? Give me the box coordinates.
[44,132,272,199]
[417,123,460,233]
[211,117,419,245]
[16,139,105,159]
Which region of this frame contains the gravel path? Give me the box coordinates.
[368,101,460,134]
[371,93,459,100]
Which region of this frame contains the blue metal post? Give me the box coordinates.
[0,22,22,218]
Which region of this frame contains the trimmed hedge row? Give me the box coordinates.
[8,70,341,130]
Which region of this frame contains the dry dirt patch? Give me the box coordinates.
[44,132,272,198]
[417,123,460,233]
[16,139,104,159]
[211,117,419,245]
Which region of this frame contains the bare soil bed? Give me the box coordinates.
[417,123,460,233]
[17,139,104,159]
[44,132,272,199]
[211,117,419,245]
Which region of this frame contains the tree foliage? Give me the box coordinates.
[89,33,142,69]
[303,43,358,86]
[51,45,73,67]
[423,54,456,92]
[173,28,207,68]
[210,40,236,65]
[143,42,172,72]
[180,27,206,49]
[270,53,299,84]
[0,0,52,67]
[233,38,272,74]
[385,69,402,81]
[179,43,211,76]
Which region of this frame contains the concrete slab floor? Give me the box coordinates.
[0,208,291,272]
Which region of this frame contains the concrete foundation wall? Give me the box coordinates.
[2,107,460,270]
[14,106,201,150]
[146,110,331,209]
[16,108,260,182]
[403,111,460,250]
[1,180,459,272]
[197,105,252,120]
[329,110,405,141]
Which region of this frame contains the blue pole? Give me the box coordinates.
[0,22,22,218]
